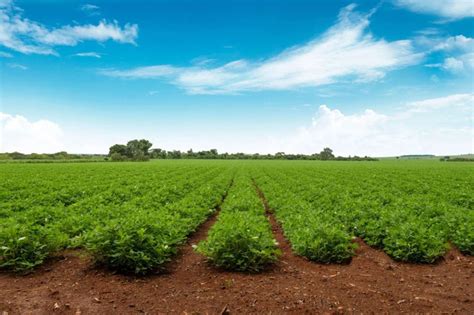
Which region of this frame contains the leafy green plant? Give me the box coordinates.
[383,220,448,263]
[0,220,66,272]
[85,212,185,274]
[446,210,474,255]
[197,212,280,272]
[289,220,357,263]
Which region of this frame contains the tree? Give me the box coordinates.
[275,152,286,159]
[126,139,152,158]
[150,148,167,159]
[109,144,129,157]
[110,152,127,161]
[319,147,335,160]
[108,139,153,161]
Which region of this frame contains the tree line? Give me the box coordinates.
[0,139,379,162]
[108,139,378,161]
[0,151,104,161]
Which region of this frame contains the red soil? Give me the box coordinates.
[1,201,473,314]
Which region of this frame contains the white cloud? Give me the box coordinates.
[80,4,100,16]
[101,65,179,78]
[74,51,101,58]
[102,4,422,94]
[0,0,12,8]
[442,57,465,73]
[0,113,64,153]
[432,35,474,52]
[272,94,473,156]
[0,1,138,55]
[444,53,474,73]
[426,53,474,74]
[406,93,474,112]
[6,62,27,70]
[393,0,474,20]
[417,35,474,74]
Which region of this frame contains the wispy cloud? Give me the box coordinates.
[101,4,422,94]
[406,93,474,113]
[80,4,100,16]
[7,62,27,70]
[74,51,101,58]
[0,50,12,57]
[100,65,179,78]
[0,1,138,55]
[0,0,12,8]
[393,0,474,20]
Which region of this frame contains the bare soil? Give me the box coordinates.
[1,191,473,314]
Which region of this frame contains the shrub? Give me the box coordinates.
[288,219,357,263]
[85,212,186,275]
[0,220,66,272]
[448,210,474,255]
[383,219,448,263]
[197,212,280,272]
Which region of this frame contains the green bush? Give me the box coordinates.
[286,216,356,263]
[448,211,474,255]
[85,212,186,275]
[383,220,448,263]
[197,212,280,272]
[0,220,66,272]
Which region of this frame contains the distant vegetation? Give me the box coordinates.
[108,139,153,161]
[440,157,474,162]
[109,140,378,161]
[398,154,436,159]
[3,141,472,162]
[0,151,105,162]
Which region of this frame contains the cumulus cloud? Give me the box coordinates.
[441,57,464,73]
[101,4,422,94]
[273,93,473,156]
[0,113,64,153]
[442,53,474,73]
[0,1,138,55]
[393,0,474,20]
[418,35,474,74]
[432,35,474,52]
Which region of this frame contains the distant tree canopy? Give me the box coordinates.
[109,139,153,161]
[0,145,378,163]
[319,147,335,160]
[146,147,377,161]
[0,151,105,161]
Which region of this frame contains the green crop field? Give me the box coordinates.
[1,160,473,274]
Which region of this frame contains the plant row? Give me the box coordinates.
[0,162,232,272]
[253,171,357,263]
[196,172,280,272]
[255,162,473,262]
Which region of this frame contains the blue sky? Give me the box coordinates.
[0,0,473,156]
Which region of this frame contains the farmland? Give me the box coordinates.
[1,160,473,313]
